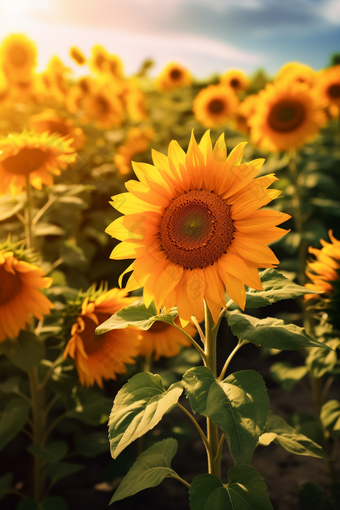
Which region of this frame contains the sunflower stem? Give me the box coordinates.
[218,340,249,381]
[25,175,34,250]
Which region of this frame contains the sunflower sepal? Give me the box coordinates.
[95,299,179,335]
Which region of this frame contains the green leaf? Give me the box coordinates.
[46,462,84,482]
[96,300,178,335]
[109,372,183,458]
[245,269,320,308]
[110,438,178,503]
[16,495,69,510]
[269,362,308,391]
[65,387,112,426]
[27,441,68,463]
[0,194,25,221]
[189,466,273,510]
[299,482,340,510]
[33,223,65,237]
[305,339,340,378]
[258,411,330,459]
[0,397,30,451]
[321,400,340,438]
[183,367,269,465]
[74,432,109,457]
[227,312,332,351]
[0,330,45,372]
[0,376,21,394]
[0,472,13,501]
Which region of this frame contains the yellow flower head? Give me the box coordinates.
[234,94,258,134]
[29,109,86,151]
[305,230,340,301]
[248,81,327,152]
[0,132,77,195]
[0,248,53,342]
[106,54,124,79]
[114,127,154,176]
[124,80,148,122]
[220,69,249,92]
[82,83,125,129]
[0,34,37,83]
[63,288,141,387]
[193,84,240,128]
[156,63,192,91]
[69,47,86,65]
[315,65,340,108]
[90,45,109,74]
[106,131,290,323]
[277,62,316,88]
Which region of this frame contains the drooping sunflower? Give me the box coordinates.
[305,230,340,301]
[155,63,192,91]
[89,45,109,74]
[193,84,239,128]
[315,65,340,109]
[0,34,37,83]
[69,46,86,65]
[114,127,154,176]
[0,248,54,343]
[0,132,77,195]
[277,62,316,88]
[220,69,249,93]
[137,317,196,360]
[82,83,125,129]
[29,109,86,150]
[248,81,326,152]
[106,131,290,323]
[63,288,141,387]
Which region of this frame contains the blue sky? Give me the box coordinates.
[0,0,339,78]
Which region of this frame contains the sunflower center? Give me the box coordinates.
[0,266,22,305]
[230,78,240,88]
[2,148,49,175]
[208,98,225,114]
[170,68,182,80]
[9,45,28,67]
[96,95,110,114]
[268,100,305,132]
[328,84,340,98]
[44,121,69,138]
[80,312,111,356]
[95,54,105,69]
[160,190,234,269]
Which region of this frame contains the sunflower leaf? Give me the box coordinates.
[320,400,340,438]
[0,397,31,451]
[0,330,45,372]
[108,372,183,458]
[110,438,178,503]
[189,466,273,510]
[299,482,340,510]
[95,299,178,334]
[245,269,321,308]
[183,367,269,465]
[0,194,25,221]
[269,362,308,391]
[227,312,333,351]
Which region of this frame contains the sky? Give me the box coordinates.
[0,0,339,79]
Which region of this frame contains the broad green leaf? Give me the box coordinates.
[74,432,108,457]
[269,361,308,391]
[0,330,45,372]
[321,400,340,438]
[65,387,112,425]
[258,411,330,459]
[245,269,320,308]
[0,376,21,394]
[109,372,183,458]
[227,312,332,351]
[27,441,68,463]
[96,300,178,335]
[299,482,340,510]
[189,466,273,510]
[286,414,325,447]
[0,397,30,451]
[183,367,269,464]
[46,462,84,482]
[305,339,340,378]
[0,472,13,501]
[110,438,178,503]
[0,194,25,221]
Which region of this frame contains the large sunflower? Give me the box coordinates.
[83,84,125,129]
[63,288,141,387]
[315,65,340,109]
[89,45,109,74]
[0,34,37,83]
[193,84,239,128]
[0,248,53,342]
[277,62,316,88]
[220,69,249,93]
[155,63,192,91]
[248,81,326,152]
[29,109,86,150]
[106,131,290,323]
[0,132,77,195]
[305,230,340,301]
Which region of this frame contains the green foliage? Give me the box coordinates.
[0,331,45,372]
[259,412,330,459]
[108,372,183,458]
[65,386,112,425]
[0,376,21,394]
[305,339,340,378]
[299,482,340,510]
[320,400,340,438]
[74,432,109,457]
[183,367,269,464]
[110,438,178,503]
[0,194,25,221]
[46,462,85,482]
[27,441,68,463]
[269,361,308,391]
[0,396,30,451]
[0,472,13,501]
[189,466,273,510]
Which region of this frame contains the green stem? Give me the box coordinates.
[25,176,34,250]
[173,323,206,361]
[166,473,190,489]
[176,402,208,449]
[28,367,45,503]
[218,340,249,381]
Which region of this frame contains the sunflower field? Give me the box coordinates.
[0,33,340,510]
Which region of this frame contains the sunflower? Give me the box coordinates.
[124,80,148,122]
[277,62,316,88]
[305,231,340,301]
[315,65,340,109]
[193,84,239,128]
[114,127,154,176]
[0,34,37,83]
[29,109,86,150]
[106,54,124,79]
[248,81,326,152]
[220,69,249,92]
[63,288,141,387]
[69,47,86,65]
[0,132,77,195]
[106,131,290,323]
[155,63,192,91]
[89,45,109,74]
[43,56,70,102]
[234,94,258,134]
[82,83,125,129]
[137,317,196,360]
[0,248,53,343]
